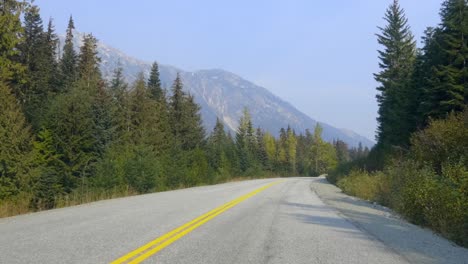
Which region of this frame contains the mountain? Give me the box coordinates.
[63,32,374,148]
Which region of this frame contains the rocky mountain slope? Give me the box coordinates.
[64,32,374,147]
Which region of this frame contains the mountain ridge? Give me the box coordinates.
[62,32,374,148]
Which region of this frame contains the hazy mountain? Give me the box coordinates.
[62,32,374,148]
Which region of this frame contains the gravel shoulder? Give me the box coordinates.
[310,176,468,264]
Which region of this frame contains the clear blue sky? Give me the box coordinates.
[36,0,443,140]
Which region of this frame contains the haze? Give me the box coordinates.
[36,0,443,140]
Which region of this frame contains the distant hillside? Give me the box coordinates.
[61,32,374,148]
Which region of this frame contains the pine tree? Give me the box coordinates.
[0,82,32,199]
[109,63,129,139]
[20,5,57,127]
[92,84,116,157]
[76,33,114,158]
[21,5,44,70]
[128,73,149,141]
[169,73,205,150]
[77,33,101,88]
[148,61,163,101]
[286,128,297,173]
[236,108,255,172]
[424,0,468,118]
[59,16,77,90]
[406,50,428,132]
[31,128,64,209]
[277,127,288,171]
[184,94,205,148]
[255,128,268,169]
[334,139,350,164]
[110,62,127,97]
[0,0,26,89]
[170,73,185,143]
[44,86,98,192]
[375,0,416,148]
[128,73,170,154]
[207,118,227,169]
[44,18,59,92]
[296,133,310,175]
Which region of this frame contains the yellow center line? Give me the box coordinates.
[111,181,282,264]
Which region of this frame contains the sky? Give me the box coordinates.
[36,0,443,140]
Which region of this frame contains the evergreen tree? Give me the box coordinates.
[206,118,234,179]
[59,15,77,90]
[20,5,58,127]
[423,0,468,118]
[277,127,288,171]
[0,0,26,91]
[75,33,114,158]
[236,108,255,172]
[77,33,101,88]
[375,0,416,148]
[207,118,227,169]
[170,73,185,146]
[334,140,350,164]
[223,131,239,175]
[31,129,64,209]
[44,86,98,192]
[148,61,163,101]
[406,50,428,132]
[92,84,116,157]
[0,82,32,199]
[127,73,170,154]
[169,73,205,150]
[286,128,297,173]
[44,18,59,92]
[128,73,149,140]
[109,63,129,139]
[184,94,205,148]
[21,5,44,70]
[110,62,127,97]
[20,4,44,122]
[255,128,268,169]
[145,64,171,153]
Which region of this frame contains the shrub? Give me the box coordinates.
[327,157,368,184]
[337,169,389,202]
[410,111,468,172]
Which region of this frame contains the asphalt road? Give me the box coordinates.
[1,177,467,264]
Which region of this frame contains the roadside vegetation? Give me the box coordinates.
[0,0,343,217]
[328,0,468,247]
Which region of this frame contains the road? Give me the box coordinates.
[1,177,467,264]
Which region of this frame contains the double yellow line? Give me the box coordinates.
[111,181,281,264]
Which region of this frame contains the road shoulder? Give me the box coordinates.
[310,176,468,264]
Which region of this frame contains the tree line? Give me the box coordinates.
[369,0,468,168]
[330,0,468,247]
[0,1,357,215]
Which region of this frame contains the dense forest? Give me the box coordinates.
[0,1,368,217]
[329,0,468,246]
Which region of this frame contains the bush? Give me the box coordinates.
[327,157,368,184]
[410,111,468,172]
[337,169,390,202]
